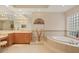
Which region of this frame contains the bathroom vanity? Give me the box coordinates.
[8,33,32,45]
[7,31,32,46]
[0,31,32,46]
[0,15,32,46]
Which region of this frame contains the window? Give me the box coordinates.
[66,13,79,38]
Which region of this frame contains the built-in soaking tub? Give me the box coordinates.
[45,35,79,53]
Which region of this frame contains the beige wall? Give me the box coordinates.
[64,6,79,36]
[0,21,3,30]
[32,12,65,36]
[45,12,65,30]
[0,20,13,30]
[14,17,32,30]
[46,12,65,36]
[0,10,67,36]
[32,12,48,24]
[64,6,79,16]
[32,12,65,30]
[32,12,48,31]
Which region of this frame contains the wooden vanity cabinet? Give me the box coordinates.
[7,33,15,46]
[14,33,32,44]
[7,33,32,45]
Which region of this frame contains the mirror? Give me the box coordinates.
[0,16,31,30]
[0,20,14,30]
[21,24,27,28]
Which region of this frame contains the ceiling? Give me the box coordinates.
[12,5,48,8]
[11,5,75,12]
[48,5,75,12]
[0,5,75,13]
[0,5,76,19]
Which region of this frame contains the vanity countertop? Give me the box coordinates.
[14,30,32,33]
[0,30,32,35]
[0,35,8,41]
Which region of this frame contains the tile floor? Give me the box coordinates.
[2,42,54,53]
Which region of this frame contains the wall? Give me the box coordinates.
[14,17,32,31]
[3,21,12,30]
[0,21,3,30]
[32,12,48,30]
[46,12,65,36]
[0,20,13,30]
[32,12,65,30]
[0,12,65,36]
[64,6,79,16]
[45,12,65,30]
[64,6,79,36]
[32,12,65,36]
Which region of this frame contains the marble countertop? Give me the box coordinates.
[0,30,32,34]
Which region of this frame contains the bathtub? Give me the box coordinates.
[47,35,79,47]
[45,35,79,52]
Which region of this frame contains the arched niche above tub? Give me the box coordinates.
[33,18,45,24]
[33,18,45,41]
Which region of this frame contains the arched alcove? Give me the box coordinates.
[33,18,45,41]
[33,18,45,24]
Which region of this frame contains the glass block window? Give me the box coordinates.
[66,13,79,38]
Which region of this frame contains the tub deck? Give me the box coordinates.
[44,36,79,53]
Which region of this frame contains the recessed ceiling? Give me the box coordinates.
[0,5,76,18]
[11,5,76,12]
[48,5,75,12]
[12,5,48,8]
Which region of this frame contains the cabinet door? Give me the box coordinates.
[25,33,32,43]
[14,33,32,44]
[14,33,26,43]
